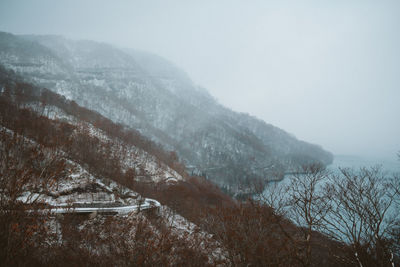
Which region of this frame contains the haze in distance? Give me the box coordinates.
[1,0,399,160]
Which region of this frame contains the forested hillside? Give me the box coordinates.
[0,32,333,194]
[0,36,398,267]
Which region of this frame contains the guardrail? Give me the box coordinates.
[24,198,161,215]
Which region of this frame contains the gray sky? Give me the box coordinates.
[1,0,399,158]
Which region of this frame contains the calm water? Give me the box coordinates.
[328,154,400,174]
[270,154,400,188]
[263,154,400,242]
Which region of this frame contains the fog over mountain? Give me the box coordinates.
[1,2,400,266]
[0,32,334,195]
[1,0,399,158]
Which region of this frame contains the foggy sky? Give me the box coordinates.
[1,0,399,159]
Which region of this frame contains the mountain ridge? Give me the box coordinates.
[0,31,333,193]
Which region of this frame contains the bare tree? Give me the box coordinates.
[285,164,331,267]
[259,179,288,217]
[0,130,67,265]
[256,163,331,267]
[322,166,397,267]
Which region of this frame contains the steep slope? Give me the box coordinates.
[0,32,333,193]
[0,60,361,267]
[0,68,231,265]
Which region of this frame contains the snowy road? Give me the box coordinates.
[31,199,161,215]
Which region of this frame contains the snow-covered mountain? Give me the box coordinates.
[0,32,333,192]
[3,32,387,267]
[0,67,230,265]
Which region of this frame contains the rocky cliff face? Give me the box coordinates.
[0,32,333,191]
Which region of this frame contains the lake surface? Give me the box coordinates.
[262,154,400,242]
[265,154,400,190]
[328,154,400,174]
[269,154,400,188]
